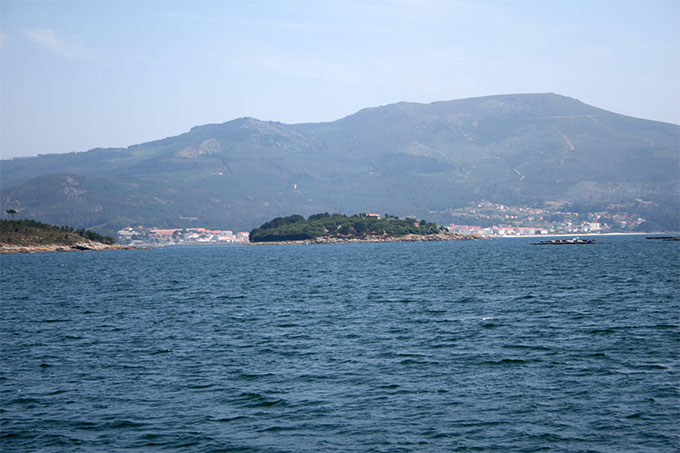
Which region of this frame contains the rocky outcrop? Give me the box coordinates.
[0,241,134,254]
[250,233,483,245]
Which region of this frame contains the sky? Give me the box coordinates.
[1,0,679,159]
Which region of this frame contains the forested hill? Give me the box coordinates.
[2,93,678,235]
[250,213,448,242]
[0,219,115,247]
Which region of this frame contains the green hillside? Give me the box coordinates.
[2,93,678,235]
[0,219,115,246]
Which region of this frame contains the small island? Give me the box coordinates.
[0,219,130,254]
[249,212,480,244]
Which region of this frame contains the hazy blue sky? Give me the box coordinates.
[1,0,679,158]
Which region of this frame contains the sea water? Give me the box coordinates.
[1,236,678,451]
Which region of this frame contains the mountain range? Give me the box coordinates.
[1,93,678,235]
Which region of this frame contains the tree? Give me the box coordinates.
[308,212,331,221]
[285,214,305,224]
[5,209,17,218]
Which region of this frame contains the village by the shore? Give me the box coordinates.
[116,226,249,246]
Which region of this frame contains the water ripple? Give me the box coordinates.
[1,237,678,452]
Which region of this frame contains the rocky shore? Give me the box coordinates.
[0,241,134,254]
[250,232,483,245]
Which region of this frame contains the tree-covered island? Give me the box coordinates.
[249,213,479,243]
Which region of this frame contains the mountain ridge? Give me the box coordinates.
[2,93,678,234]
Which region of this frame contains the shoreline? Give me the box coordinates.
[491,232,674,239]
[3,232,672,253]
[249,233,483,245]
[0,242,136,254]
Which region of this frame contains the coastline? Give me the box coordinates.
[491,232,673,239]
[0,241,136,254]
[3,232,671,253]
[249,233,483,245]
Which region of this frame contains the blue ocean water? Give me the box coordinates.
[1,236,678,452]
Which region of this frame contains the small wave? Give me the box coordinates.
[455,297,480,304]
[188,383,214,389]
[588,328,615,335]
[258,425,296,432]
[297,373,333,382]
[8,396,42,405]
[502,344,551,351]
[399,358,436,366]
[634,363,668,370]
[214,415,247,423]
[484,358,527,366]
[534,432,571,442]
[46,389,67,396]
[481,317,501,328]
[140,433,162,440]
[107,420,147,429]
[73,421,98,430]
[500,358,526,364]
[0,432,26,440]
[38,434,84,448]
[430,342,456,349]
[238,371,275,380]
[235,392,287,408]
[433,318,458,323]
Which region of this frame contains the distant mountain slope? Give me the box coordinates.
[2,93,678,234]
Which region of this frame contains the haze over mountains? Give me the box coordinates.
[1,93,678,235]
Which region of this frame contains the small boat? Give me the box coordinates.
[531,238,596,245]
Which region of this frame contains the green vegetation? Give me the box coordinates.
[0,219,115,246]
[250,213,444,242]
